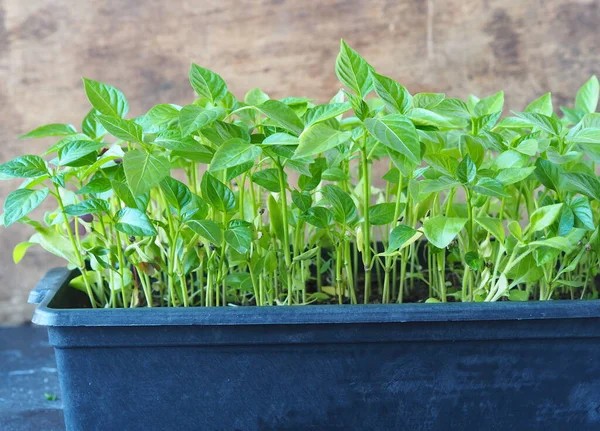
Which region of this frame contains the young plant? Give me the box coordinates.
[3,42,599,308]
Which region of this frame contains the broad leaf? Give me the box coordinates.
[64,198,110,216]
[322,185,357,224]
[335,40,373,97]
[225,225,252,254]
[3,188,49,227]
[209,139,261,171]
[189,63,228,103]
[294,123,351,159]
[365,114,420,163]
[19,124,76,139]
[255,100,304,135]
[179,105,224,137]
[387,225,419,252]
[423,217,467,249]
[201,173,236,212]
[0,156,48,179]
[575,75,599,113]
[371,71,411,114]
[96,115,143,143]
[82,77,129,118]
[123,150,170,196]
[115,208,157,236]
[527,203,563,233]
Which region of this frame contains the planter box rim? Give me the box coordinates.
[30,267,600,327]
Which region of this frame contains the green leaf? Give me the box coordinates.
[209,139,261,171]
[471,177,510,198]
[371,71,412,114]
[96,115,143,143]
[255,100,304,135]
[294,123,351,159]
[456,155,476,184]
[575,75,599,113]
[529,236,572,250]
[57,140,104,167]
[64,198,110,216]
[515,139,538,156]
[82,77,129,118]
[244,88,270,105]
[414,93,446,110]
[19,123,77,139]
[474,91,503,116]
[475,217,505,243]
[115,208,157,237]
[508,220,522,241]
[322,185,357,224]
[77,177,111,195]
[408,108,462,129]
[496,167,535,185]
[335,40,373,97]
[305,103,351,126]
[387,225,419,252]
[558,206,575,236]
[301,206,334,229]
[534,158,563,191]
[252,169,281,193]
[29,226,79,266]
[423,216,467,249]
[159,177,192,213]
[189,63,228,103]
[201,173,236,212]
[0,156,48,179]
[141,104,181,129]
[513,111,561,136]
[13,242,35,263]
[179,105,224,137]
[123,150,170,196]
[570,196,595,230]
[82,109,105,139]
[527,203,563,234]
[564,172,600,202]
[291,190,312,212]
[262,133,298,146]
[524,93,553,117]
[225,225,252,254]
[364,114,420,163]
[3,188,49,227]
[368,203,397,225]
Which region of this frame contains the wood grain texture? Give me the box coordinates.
[1,0,599,323]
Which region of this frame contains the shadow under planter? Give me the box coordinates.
[29,267,600,431]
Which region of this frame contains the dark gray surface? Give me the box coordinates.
[0,326,64,431]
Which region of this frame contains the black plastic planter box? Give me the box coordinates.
[30,267,600,431]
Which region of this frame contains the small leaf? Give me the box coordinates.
[301,206,334,229]
[19,124,77,139]
[456,155,476,184]
[294,123,351,159]
[575,75,599,114]
[201,173,236,212]
[508,220,523,241]
[13,242,35,263]
[159,177,192,213]
[365,114,420,163]
[3,188,49,227]
[123,150,170,197]
[368,203,397,225]
[322,184,357,224]
[387,225,419,252]
[96,115,143,143]
[82,77,129,118]
[305,103,352,126]
[335,40,373,97]
[423,216,467,249]
[57,141,104,167]
[564,172,600,202]
[475,217,505,243]
[189,63,228,103]
[534,158,563,191]
[209,139,261,171]
[115,208,157,236]
[64,198,110,216]
[179,105,224,137]
[225,225,252,254]
[527,203,563,234]
[471,177,510,198]
[371,71,412,114]
[414,92,445,110]
[268,195,285,241]
[255,100,304,135]
[252,169,281,193]
[496,167,535,185]
[0,156,48,179]
[570,196,595,230]
[524,93,553,117]
[513,111,561,136]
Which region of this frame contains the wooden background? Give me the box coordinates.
[1,0,599,323]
